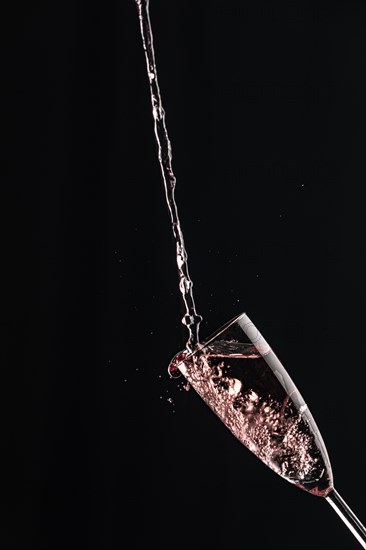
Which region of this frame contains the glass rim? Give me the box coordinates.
[179,311,249,362]
[198,310,248,348]
[170,311,271,378]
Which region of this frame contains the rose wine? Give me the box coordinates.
[172,340,333,497]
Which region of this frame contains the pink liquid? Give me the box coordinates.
[172,341,333,497]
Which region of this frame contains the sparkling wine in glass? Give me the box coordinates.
[169,312,366,548]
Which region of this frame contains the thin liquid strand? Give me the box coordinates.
[135,0,202,352]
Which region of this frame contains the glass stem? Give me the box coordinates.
[326,488,366,549]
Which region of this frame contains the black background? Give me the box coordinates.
[2,1,366,549]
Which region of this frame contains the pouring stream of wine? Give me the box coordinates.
[135,0,202,353]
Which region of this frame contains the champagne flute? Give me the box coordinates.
[169,312,366,548]
[133,3,365,544]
